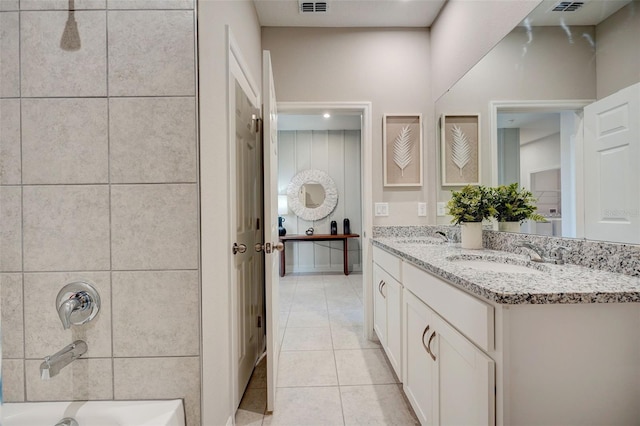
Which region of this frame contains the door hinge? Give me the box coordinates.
[257,315,262,328]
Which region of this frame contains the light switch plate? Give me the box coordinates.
[418,202,427,217]
[437,202,446,217]
[375,202,389,216]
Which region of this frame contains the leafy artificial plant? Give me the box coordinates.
[492,183,546,223]
[446,185,496,224]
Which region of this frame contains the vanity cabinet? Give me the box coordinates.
[372,246,403,378]
[403,283,495,426]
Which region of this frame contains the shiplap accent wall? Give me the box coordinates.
[278,130,362,273]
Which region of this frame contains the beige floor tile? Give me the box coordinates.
[326,295,363,312]
[262,387,344,426]
[287,310,330,328]
[282,327,333,351]
[239,387,267,414]
[235,408,264,426]
[277,350,338,387]
[329,309,363,327]
[334,349,398,385]
[341,384,418,426]
[331,326,381,350]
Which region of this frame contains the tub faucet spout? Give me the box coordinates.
[40,340,87,380]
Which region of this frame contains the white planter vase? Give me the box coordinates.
[460,222,483,249]
[498,221,521,233]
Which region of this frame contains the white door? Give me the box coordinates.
[233,80,264,404]
[584,82,640,243]
[432,312,495,426]
[262,50,281,413]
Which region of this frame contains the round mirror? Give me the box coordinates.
[287,169,338,221]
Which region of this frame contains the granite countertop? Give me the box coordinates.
[373,237,640,304]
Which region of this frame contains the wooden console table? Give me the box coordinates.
[279,233,360,277]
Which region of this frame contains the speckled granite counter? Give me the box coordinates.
[373,237,640,305]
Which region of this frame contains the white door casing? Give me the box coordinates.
[263,50,280,413]
[584,82,640,243]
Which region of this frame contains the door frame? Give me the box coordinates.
[489,100,592,237]
[277,101,374,339]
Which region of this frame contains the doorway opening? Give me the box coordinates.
[490,100,592,238]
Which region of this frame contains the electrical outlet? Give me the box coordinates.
[374,202,389,216]
[437,202,446,217]
[418,202,427,217]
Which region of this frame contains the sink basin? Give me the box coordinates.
[446,255,547,274]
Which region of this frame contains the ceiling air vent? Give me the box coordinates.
[552,1,585,12]
[299,1,329,13]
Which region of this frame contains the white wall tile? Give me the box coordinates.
[111,184,198,270]
[0,186,21,271]
[0,99,21,184]
[112,270,199,356]
[22,98,108,184]
[21,11,107,97]
[0,12,19,97]
[108,10,195,96]
[23,185,110,271]
[0,0,19,11]
[114,357,200,426]
[20,0,106,10]
[109,97,196,183]
[23,271,112,358]
[26,358,113,400]
[107,0,193,9]
[1,273,24,358]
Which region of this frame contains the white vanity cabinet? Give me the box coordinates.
[372,246,403,378]
[403,276,495,426]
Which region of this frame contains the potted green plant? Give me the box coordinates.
[446,185,496,249]
[492,183,546,232]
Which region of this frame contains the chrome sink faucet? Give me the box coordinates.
[516,242,570,265]
[435,231,449,242]
[40,340,87,380]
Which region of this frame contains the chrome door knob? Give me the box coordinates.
[233,243,247,255]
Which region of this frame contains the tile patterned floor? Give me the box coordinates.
[235,273,419,426]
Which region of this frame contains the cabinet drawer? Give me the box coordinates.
[403,262,494,352]
[373,246,402,281]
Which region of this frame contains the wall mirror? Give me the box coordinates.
[287,169,338,221]
[435,0,639,244]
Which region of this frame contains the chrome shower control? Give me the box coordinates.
[56,281,101,330]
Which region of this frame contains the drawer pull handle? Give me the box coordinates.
[421,325,431,356]
[427,331,437,362]
[378,280,386,298]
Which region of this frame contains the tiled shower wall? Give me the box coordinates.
[0,1,200,424]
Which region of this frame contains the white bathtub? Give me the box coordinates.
[2,399,185,426]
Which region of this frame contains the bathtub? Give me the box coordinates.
[2,399,185,426]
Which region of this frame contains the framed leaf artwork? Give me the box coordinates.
[441,114,480,186]
[383,114,423,187]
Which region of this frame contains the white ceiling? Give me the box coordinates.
[253,0,447,27]
[522,0,631,26]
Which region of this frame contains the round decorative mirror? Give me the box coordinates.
[287,169,338,221]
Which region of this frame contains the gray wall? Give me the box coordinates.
[278,130,362,273]
[0,1,200,424]
[596,1,640,99]
[263,27,433,225]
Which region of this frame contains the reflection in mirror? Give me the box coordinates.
[435,0,640,244]
[300,183,325,208]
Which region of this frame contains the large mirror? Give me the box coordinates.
[287,169,339,221]
[435,0,640,244]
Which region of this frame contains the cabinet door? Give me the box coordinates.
[432,313,495,426]
[385,276,402,378]
[403,289,436,426]
[373,264,387,347]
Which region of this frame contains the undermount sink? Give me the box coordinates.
[446,255,548,274]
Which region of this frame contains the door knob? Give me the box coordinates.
[233,243,247,255]
[255,242,284,254]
